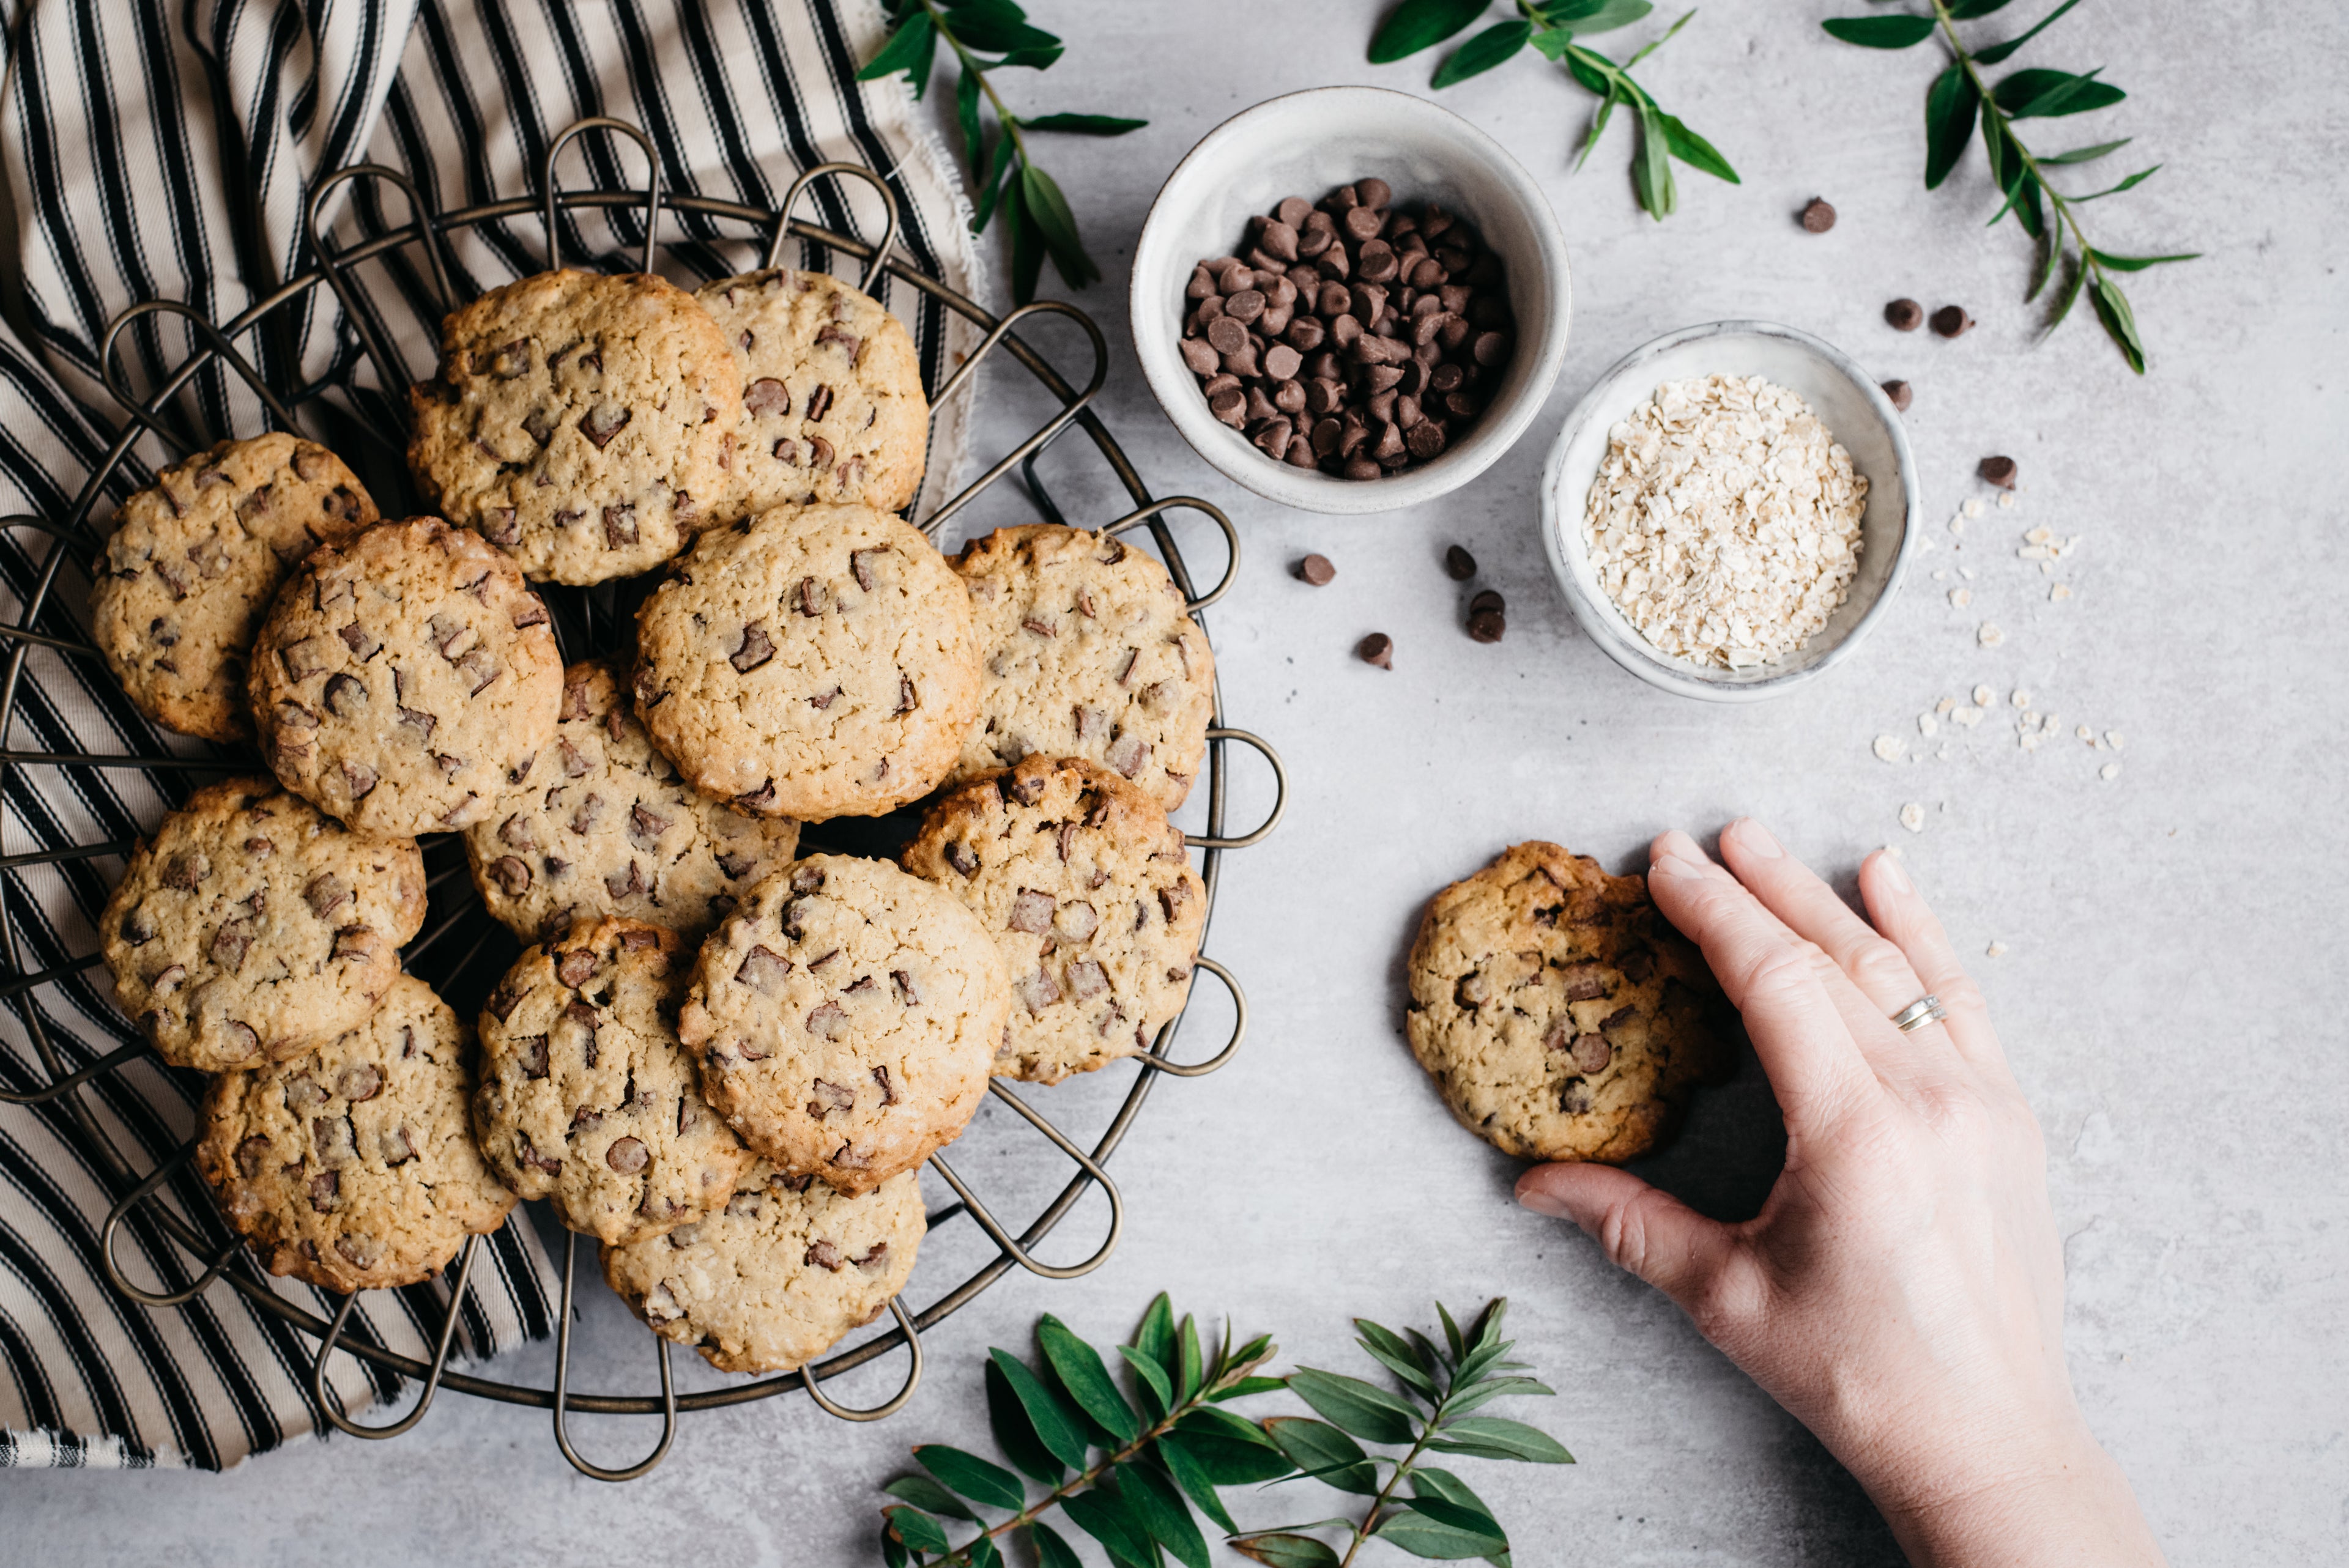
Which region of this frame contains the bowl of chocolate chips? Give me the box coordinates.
[1133,86,1571,514]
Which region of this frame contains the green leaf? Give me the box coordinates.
[1465,1301,1509,1358]
[1441,1377,1556,1416]
[1208,1376,1289,1403]
[1561,43,1615,97]
[884,1506,952,1555]
[1353,1331,1441,1402]
[1529,28,1572,61]
[1226,1334,1276,1377]
[2071,165,2159,201]
[1177,1315,1204,1403]
[2015,172,2046,241]
[2088,248,2198,272]
[1123,1463,1211,1568]
[954,64,984,164]
[1538,0,1653,32]
[1061,1475,1157,1566]
[1820,15,1935,48]
[881,1517,910,1568]
[1031,1522,1085,1568]
[2089,272,2146,373]
[967,1533,1004,1568]
[915,1444,1026,1512]
[1021,113,1148,135]
[1368,0,1490,63]
[1134,1295,1176,1379]
[1119,1344,1176,1418]
[2027,230,2063,302]
[1018,165,1100,293]
[1981,109,2011,193]
[1286,1369,1422,1444]
[857,12,937,95]
[1229,1534,1343,1568]
[1658,114,1739,183]
[1994,66,2125,119]
[1411,1466,1502,1524]
[1631,97,1675,219]
[970,131,1019,234]
[1169,1410,1297,1485]
[1376,1496,1510,1558]
[989,1348,1087,1473]
[1433,21,1532,88]
[1037,1315,1140,1441]
[1155,1437,1239,1534]
[885,1475,978,1521]
[1261,1418,1380,1495]
[2039,136,2129,165]
[1924,62,1980,189]
[1425,1416,1575,1464]
[1974,0,2082,65]
[1945,0,2016,17]
[1005,174,1047,304]
[1436,1304,1465,1365]
[945,0,1059,60]
[2046,249,2089,331]
[1622,6,1693,67]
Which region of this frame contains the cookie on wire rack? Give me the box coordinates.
[409,269,742,585]
[904,756,1205,1085]
[1405,841,1732,1165]
[678,854,1009,1196]
[601,1163,922,1374]
[694,268,929,520]
[473,918,754,1246]
[196,973,515,1293]
[630,503,981,822]
[463,660,801,945]
[98,777,426,1071]
[950,524,1215,812]
[89,432,378,742]
[248,516,563,837]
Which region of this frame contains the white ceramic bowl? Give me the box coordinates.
[1131,87,1572,515]
[1538,320,1922,703]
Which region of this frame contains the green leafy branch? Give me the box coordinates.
[1824,0,2197,372]
[858,0,1144,304]
[1369,1,1738,221]
[874,1296,1570,1568]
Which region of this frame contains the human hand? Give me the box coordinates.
[1516,821,2164,1568]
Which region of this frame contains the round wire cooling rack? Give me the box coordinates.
[0,119,1287,1479]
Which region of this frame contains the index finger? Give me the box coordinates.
[1647,830,1878,1130]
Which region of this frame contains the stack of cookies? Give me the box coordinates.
[87,258,1222,1378]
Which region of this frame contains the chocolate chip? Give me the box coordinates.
[1468,609,1505,644]
[1882,379,1913,412]
[579,404,631,448]
[1469,588,1504,616]
[1978,454,2018,489]
[606,1137,649,1174]
[1358,632,1393,669]
[1295,552,1335,586]
[1799,197,1837,233]
[1885,298,1924,331]
[1931,304,1973,338]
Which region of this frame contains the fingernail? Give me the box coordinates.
[1516,1188,1572,1221]
[1649,849,1707,882]
[1733,818,1784,859]
[1874,848,1912,893]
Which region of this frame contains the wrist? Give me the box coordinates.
[1860,1424,2165,1568]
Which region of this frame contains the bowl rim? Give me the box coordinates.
[1536,317,1923,704]
[1130,84,1572,517]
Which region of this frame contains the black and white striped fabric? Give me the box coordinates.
[0,0,981,1470]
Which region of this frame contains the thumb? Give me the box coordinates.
[1516,1163,1732,1309]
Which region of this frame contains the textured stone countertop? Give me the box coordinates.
[10,1,2342,1561]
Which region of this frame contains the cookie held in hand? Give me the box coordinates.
[1406,841,1730,1164]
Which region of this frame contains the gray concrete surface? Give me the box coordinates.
[8,1,2344,1562]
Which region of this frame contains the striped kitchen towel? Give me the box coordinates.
[0,0,982,1470]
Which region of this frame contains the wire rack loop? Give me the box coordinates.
[543,117,662,276]
[98,1142,240,1308]
[1136,955,1248,1078]
[769,161,900,291]
[922,300,1109,537]
[310,1235,481,1440]
[1184,728,1288,850]
[305,162,458,408]
[552,1232,678,1482]
[1102,497,1240,612]
[99,300,309,455]
[800,1297,924,1422]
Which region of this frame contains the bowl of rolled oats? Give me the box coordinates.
[1538,320,1920,701]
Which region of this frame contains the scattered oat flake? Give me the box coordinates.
[1959,566,1976,580]
[1963,498,1985,518]
[1972,684,1995,707]
[1899,803,1926,833]
[1978,622,2005,647]
[1949,587,1972,608]
[2019,731,2041,752]
[2025,526,2052,544]
[1873,734,1907,763]
[1918,712,1939,737]
[2051,583,2073,601]
[1949,516,1967,534]
[2075,723,2095,741]
[2041,560,2055,576]
[2106,730,2124,750]
[1935,696,1956,716]
[1997,492,2017,509]
[2020,545,2050,561]
[2011,689,2030,708]
[1953,706,1984,727]
[2100,761,2122,781]
[1986,941,2008,958]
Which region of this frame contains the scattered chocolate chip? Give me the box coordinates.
[1358,632,1393,669]
[1468,588,1504,616]
[1800,197,1837,234]
[1978,454,2017,489]
[1294,552,1335,586]
[1468,609,1505,643]
[1931,304,1973,338]
[1885,298,1924,332]
[1882,379,1913,412]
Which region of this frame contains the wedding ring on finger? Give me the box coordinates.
[1890,994,1948,1034]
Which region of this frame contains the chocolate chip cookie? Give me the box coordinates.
[678,854,1009,1196]
[196,974,516,1292]
[600,1163,922,1374]
[248,516,563,835]
[631,504,982,821]
[99,778,426,1070]
[951,525,1214,811]
[89,433,378,741]
[904,757,1204,1085]
[1405,841,1729,1164]
[473,918,754,1245]
[464,660,801,944]
[695,269,929,519]
[408,269,741,584]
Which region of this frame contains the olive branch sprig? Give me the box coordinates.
[875,1296,1570,1568]
[858,0,1144,304]
[1824,0,2197,372]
